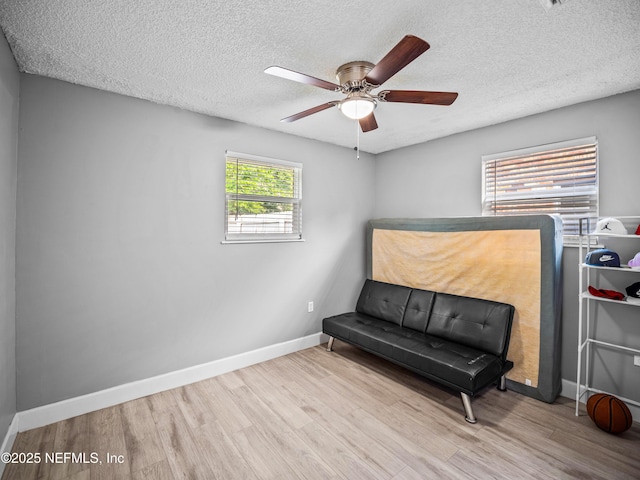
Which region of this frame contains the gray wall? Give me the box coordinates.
[16,75,375,410]
[10,68,640,413]
[375,90,640,402]
[0,34,18,438]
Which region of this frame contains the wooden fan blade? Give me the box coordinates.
[364,35,430,87]
[281,102,337,123]
[359,113,378,132]
[265,66,341,92]
[379,90,458,105]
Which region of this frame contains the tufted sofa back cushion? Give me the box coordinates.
[426,292,515,358]
[356,279,412,326]
[402,288,436,332]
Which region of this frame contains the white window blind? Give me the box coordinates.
[225,151,302,242]
[482,136,598,241]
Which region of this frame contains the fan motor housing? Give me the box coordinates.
[336,61,374,91]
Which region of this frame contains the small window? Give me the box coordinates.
[225,151,302,242]
[482,136,598,243]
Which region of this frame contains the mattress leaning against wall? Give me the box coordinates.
[366,215,563,403]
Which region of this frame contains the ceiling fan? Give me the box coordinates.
[265,35,458,133]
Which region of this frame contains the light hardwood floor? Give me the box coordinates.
[3,342,640,479]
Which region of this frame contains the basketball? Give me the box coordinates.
[586,393,633,434]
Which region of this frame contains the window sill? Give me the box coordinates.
[221,238,305,245]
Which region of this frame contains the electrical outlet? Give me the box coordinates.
[634,355,640,367]
[308,301,314,313]
[525,379,532,386]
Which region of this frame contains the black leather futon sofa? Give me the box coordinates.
[322,279,515,423]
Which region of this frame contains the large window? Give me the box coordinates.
[482,136,598,242]
[225,151,302,242]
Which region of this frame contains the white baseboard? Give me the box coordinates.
[560,378,579,401]
[1,414,19,453]
[560,378,640,423]
[12,332,328,435]
[0,414,19,477]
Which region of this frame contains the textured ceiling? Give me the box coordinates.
[1,0,639,153]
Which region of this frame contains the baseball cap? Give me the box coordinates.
[588,286,625,301]
[628,253,640,269]
[625,282,640,305]
[594,218,628,235]
[585,249,621,267]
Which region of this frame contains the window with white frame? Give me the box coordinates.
[225,151,302,242]
[482,136,598,243]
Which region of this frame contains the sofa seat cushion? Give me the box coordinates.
[324,312,427,357]
[401,334,505,393]
[323,313,506,394]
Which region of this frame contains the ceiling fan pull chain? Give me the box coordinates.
[356,118,360,160]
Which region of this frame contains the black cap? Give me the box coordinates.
[626,282,640,299]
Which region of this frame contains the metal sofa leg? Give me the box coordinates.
[326,336,335,352]
[460,393,477,424]
[497,374,507,391]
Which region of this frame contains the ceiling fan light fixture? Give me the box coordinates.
[339,95,376,120]
[266,36,457,132]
